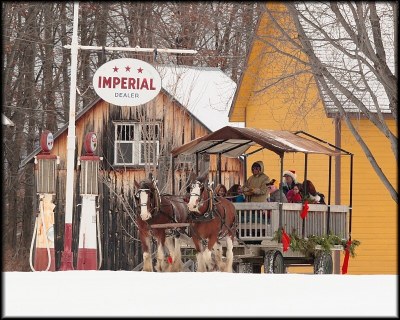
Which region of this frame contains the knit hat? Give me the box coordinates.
[283,170,297,181]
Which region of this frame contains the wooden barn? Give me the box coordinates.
[21,64,244,271]
[229,3,397,274]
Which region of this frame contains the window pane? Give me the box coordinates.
[117,124,135,141]
[140,142,158,164]
[116,142,133,164]
[141,124,159,140]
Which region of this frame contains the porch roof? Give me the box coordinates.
[171,126,343,158]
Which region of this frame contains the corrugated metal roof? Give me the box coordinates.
[171,126,341,157]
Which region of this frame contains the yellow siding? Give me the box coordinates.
[231,3,398,274]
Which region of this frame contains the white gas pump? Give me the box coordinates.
[77,132,102,270]
[29,130,59,271]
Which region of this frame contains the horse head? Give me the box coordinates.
[134,178,160,221]
[187,175,212,213]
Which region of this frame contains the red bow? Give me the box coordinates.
[167,256,173,264]
[300,200,309,219]
[342,239,352,274]
[282,228,291,252]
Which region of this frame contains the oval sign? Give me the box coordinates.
[93,58,162,106]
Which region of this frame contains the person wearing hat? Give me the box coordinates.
[266,179,288,203]
[243,161,270,202]
[282,170,297,196]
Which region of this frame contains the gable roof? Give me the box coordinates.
[158,65,242,131]
[171,126,341,158]
[229,3,394,120]
[21,65,242,167]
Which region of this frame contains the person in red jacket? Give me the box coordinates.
[286,183,303,203]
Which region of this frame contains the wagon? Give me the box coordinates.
[171,126,354,274]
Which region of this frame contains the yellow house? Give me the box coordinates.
[229,3,397,274]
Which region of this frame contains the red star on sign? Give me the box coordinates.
[113,66,119,72]
[137,67,143,73]
[125,66,131,72]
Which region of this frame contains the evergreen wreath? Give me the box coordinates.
[273,228,360,258]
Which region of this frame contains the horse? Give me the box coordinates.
[187,175,237,272]
[134,178,189,272]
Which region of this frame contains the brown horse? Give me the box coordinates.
[134,178,189,272]
[187,175,237,272]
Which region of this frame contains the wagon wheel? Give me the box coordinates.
[264,250,285,274]
[313,251,333,274]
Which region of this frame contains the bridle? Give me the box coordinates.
[135,184,161,218]
[189,180,213,215]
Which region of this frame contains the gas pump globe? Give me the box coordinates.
[84,132,97,155]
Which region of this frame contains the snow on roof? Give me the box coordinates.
[296,3,394,114]
[157,65,244,131]
[2,113,14,126]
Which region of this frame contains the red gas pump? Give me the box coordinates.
[76,132,102,270]
[30,130,58,271]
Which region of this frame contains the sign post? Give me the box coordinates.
[60,2,197,271]
[60,1,79,271]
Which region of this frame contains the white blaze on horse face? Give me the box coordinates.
[139,190,152,220]
[187,182,201,212]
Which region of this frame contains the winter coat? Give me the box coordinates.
[268,189,288,203]
[305,192,326,204]
[243,161,270,202]
[286,190,302,203]
[232,194,246,203]
[282,180,296,196]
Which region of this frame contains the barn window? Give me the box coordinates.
[114,122,160,166]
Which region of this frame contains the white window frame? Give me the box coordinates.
[114,122,160,166]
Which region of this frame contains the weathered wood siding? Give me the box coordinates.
[34,93,243,270]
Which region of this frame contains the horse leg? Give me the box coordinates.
[193,237,206,272]
[172,237,184,272]
[164,236,183,272]
[224,235,234,273]
[213,241,226,272]
[205,235,218,271]
[142,235,153,272]
[155,231,168,272]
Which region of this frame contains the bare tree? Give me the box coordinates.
[254,2,397,203]
[2,2,261,269]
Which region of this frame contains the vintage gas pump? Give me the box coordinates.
[76,132,102,270]
[30,130,59,271]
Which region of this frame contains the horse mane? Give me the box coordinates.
[195,173,208,185]
[139,179,154,190]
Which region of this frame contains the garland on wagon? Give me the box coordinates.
[272,228,361,259]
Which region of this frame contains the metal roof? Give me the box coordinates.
[171,126,341,157]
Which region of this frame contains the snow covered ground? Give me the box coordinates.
[3,271,398,317]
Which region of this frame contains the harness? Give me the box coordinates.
[188,181,235,242]
[135,183,190,239]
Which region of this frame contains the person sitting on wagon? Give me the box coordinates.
[243,161,270,202]
[302,179,326,204]
[227,184,246,203]
[286,183,303,203]
[282,170,298,196]
[266,179,288,203]
[214,183,227,198]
